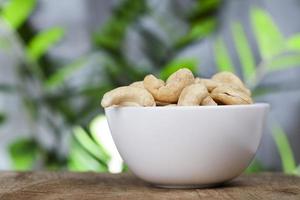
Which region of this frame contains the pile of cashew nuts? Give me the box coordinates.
[101,68,253,108]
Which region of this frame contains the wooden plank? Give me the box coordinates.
[0,172,299,200]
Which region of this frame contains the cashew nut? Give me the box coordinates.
[212,72,251,96]
[144,68,194,103]
[195,78,220,92]
[101,69,253,108]
[210,85,253,105]
[143,74,165,95]
[101,86,156,108]
[212,72,244,87]
[201,96,217,106]
[178,83,208,106]
[194,77,201,83]
[130,81,144,89]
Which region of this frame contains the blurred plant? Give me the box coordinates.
[272,124,297,174]
[0,0,109,170]
[213,7,300,173]
[0,113,5,124]
[214,7,300,91]
[0,0,221,171]
[68,126,110,172]
[1,0,299,174]
[9,138,41,170]
[245,159,264,174]
[246,124,299,174]
[1,0,68,169]
[93,0,221,85]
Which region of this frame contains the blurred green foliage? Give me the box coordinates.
[27,27,64,61]
[214,36,235,72]
[0,113,5,124]
[287,34,300,51]
[251,8,285,60]
[245,160,264,174]
[0,0,220,172]
[68,127,109,172]
[231,22,256,79]
[272,125,297,174]
[1,0,37,29]
[160,58,199,80]
[214,7,300,84]
[213,6,300,173]
[9,138,40,170]
[94,0,147,53]
[0,0,299,174]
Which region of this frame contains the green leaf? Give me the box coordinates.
[0,113,5,124]
[9,138,39,170]
[177,18,217,47]
[231,22,256,80]
[190,18,217,39]
[1,0,37,29]
[160,58,198,80]
[272,125,296,174]
[27,27,64,61]
[44,57,87,89]
[250,7,285,60]
[73,126,110,162]
[94,0,147,52]
[245,159,264,174]
[213,36,235,72]
[287,34,300,51]
[68,137,107,172]
[194,0,220,13]
[268,54,300,71]
[94,18,126,52]
[122,164,129,172]
[89,115,114,156]
[294,165,300,175]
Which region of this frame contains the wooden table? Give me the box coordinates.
[0,172,299,199]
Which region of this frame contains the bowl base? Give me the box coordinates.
[154,182,223,189]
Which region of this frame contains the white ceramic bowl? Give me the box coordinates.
[105,103,269,188]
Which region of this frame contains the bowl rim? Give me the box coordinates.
[105,102,270,111]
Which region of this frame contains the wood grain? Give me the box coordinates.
[0,172,299,200]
